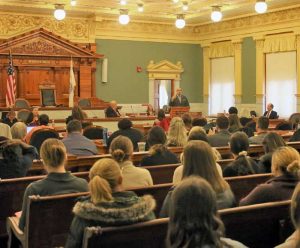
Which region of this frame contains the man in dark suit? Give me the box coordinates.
[169,88,190,107]
[263,103,278,119]
[105,100,121,118]
[208,116,231,147]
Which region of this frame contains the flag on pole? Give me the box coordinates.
[5,51,16,107]
[69,57,76,107]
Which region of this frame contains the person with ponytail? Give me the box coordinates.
[110,135,153,188]
[140,126,179,166]
[18,139,88,230]
[65,158,156,248]
[223,131,259,177]
[166,176,246,248]
[276,183,300,248]
[240,146,300,206]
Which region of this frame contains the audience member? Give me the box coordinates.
[258,132,286,173]
[62,120,98,156]
[26,107,39,126]
[154,109,170,132]
[18,139,88,230]
[181,113,192,132]
[240,117,252,127]
[289,129,300,142]
[228,114,242,133]
[105,100,121,117]
[208,116,231,147]
[146,104,155,116]
[263,103,278,119]
[0,139,38,179]
[2,110,17,127]
[140,126,179,166]
[223,132,259,177]
[24,114,53,143]
[107,118,143,151]
[249,116,269,144]
[228,106,238,115]
[65,158,155,248]
[240,127,255,138]
[276,183,300,248]
[0,122,12,139]
[167,117,187,147]
[166,176,246,248]
[11,122,27,140]
[192,117,207,127]
[110,136,153,188]
[161,140,235,217]
[240,146,300,206]
[66,106,86,124]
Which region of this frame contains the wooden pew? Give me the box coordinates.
[82,200,292,248]
[143,164,180,185]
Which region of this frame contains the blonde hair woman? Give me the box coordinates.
[11,122,27,140]
[167,117,187,147]
[65,158,156,248]
[18,139,88,231]
[240,146,300,206]
[110,135,153,188]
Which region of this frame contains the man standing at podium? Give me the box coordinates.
[169,88,190,107]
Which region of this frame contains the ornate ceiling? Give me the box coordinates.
[1,0,300,25]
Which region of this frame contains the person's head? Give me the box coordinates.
[176,88,182,96]
[182,140,228,193]
[188,126,208,142]
[110,100,117,109]
[262,132,286,154]
[291,183,300,242]
[181,113,192,130]
[229,131,249,155]
[216,116,229,130]
[32,107,39,117]
[267,103,274,112]
[228,114,242,129]
[192,117,207,127]
[167,117,187,147]
[38,114,49,126]
[11,122,27,140]
[71,106,85,120]
[118,118,132,130]
[272,146,300,177]
[67,120,82,134]
[89,158,122,204]
[7,110,16,121]
[257,116,269,131]
[250,110,257,117]
[157,109,166,121]
[167,176,224,248]
[240,127,254,138]
[110,136,133,163]
[147,126,166,147]
[1,140,23,161]
[40,139,67,170]
[228,106,238,115]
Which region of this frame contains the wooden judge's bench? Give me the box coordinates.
[0,28,106,107]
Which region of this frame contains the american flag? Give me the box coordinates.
[5,51,16,107]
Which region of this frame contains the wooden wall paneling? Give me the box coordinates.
[79,65,92,98]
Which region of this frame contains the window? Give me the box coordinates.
[210,57,235,115]
[266,51,296,118]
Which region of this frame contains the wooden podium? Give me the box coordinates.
[170,107,190,118]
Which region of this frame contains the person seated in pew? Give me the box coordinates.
[0,122,12,139]
[223,132,259,177]
[153,109,170,132]
[105,100,121,118]
[18,139,88,230]
[2,110,18,127]
[228,106,238,115]
[65,158,156,248]
[140,126,179,166]
[166,176,247,248]
[239,146,300,206]
[181,113,192,132]
[289,129,300,142]
[11,122,27,141]
[258,132,286,173]
[66,106,86,124]
[0,139,38,179]
[208,115,231,147]
[160,140,235,218]
[107,118,143,151]
[110,136,153,188]
[167,117,187,147]
[248,116,269,144]
[172,126,223,182]
[228,114,242,133]
[276,182,300,248]
[24,114,54,144]
[25,107,39,126]
[62,120,98,156]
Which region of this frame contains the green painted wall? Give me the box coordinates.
[96,40,203,103]
[242,37,256,104]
